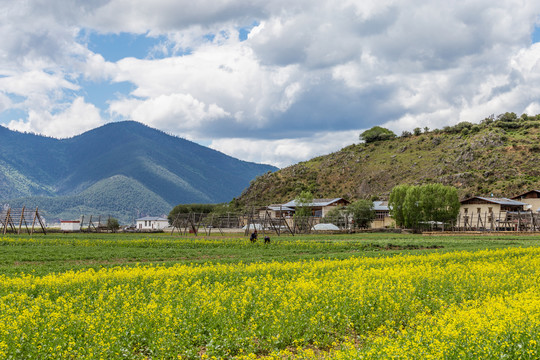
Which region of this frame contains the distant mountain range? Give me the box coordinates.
[0,121,277,224]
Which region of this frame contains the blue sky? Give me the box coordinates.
[533,25,540,43]
[84,32,167,62]
[1,1,540,167]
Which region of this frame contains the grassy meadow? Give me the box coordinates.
[1,232,540,358]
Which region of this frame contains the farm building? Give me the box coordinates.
[281,198,350,217]
[60,220,81,232]
[458,196,527,230]
[371,201,395,229]
[511,190,540,212]
[136,216,169,230]
[258,205,294,218]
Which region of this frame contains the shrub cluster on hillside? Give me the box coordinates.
[236,112,540,209]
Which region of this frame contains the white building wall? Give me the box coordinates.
[60,221,81,231]
[136,219,168,230]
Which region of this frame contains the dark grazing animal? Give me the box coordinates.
[250,231,258,243]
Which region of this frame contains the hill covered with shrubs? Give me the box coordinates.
[237,112,540,206]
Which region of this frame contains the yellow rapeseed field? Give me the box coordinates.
[1,245,539,359]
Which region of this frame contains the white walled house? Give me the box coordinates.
[60,220,81,232]
[136,216,169,230]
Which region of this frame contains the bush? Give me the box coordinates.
[360,126,396,143]
[107,218,120,232]
[497,112,518,122]
[347,200,375,229]
[495,121,521,130]
[401,131,412,137]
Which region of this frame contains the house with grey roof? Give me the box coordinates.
[372,200,395,228]
[258,205,295,218]
[511,190,540,212]
[458,196,527,230]
[281,198,350,217]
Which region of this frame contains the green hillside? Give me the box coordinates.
[238,113,540,206]
[0,121,277,223]
[6,176,172,224]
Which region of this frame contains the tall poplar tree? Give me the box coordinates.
[389,183,460,229]
[388,184,410,227]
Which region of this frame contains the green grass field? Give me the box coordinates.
[1,231,538,276]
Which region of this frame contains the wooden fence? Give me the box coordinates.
[0,206,46,235]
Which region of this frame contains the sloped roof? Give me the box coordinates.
[282,198,348,208]
[266,205,294,211]
[511,190,540,199]
[136,216,168,221]
[373,201,390,211]
[460,197,527,206]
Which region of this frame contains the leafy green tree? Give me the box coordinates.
[322,206,346,224]
[389,184,410,227]
[403,186,423,228]
[347,199,375,229]
[497,112,518,122]
[413,127,422,136]
[294,190,314,217]
[440,186,460,223]
[390,184,460,229]
[401,130,412,137]
[107,217,120,232]
[168,203,216,224]
[359,126,396,143]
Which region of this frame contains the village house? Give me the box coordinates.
[511,190,540,212]
[258,205,295,218]
[371,201,395,229]
[281,198,350,217]
[258,198,395,230]
[136,216,169,230]
[458,196,527,230]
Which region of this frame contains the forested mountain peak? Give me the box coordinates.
[0,121,277,223]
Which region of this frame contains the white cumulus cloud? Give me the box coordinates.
[0,0,540,166]
[7,97,104,138]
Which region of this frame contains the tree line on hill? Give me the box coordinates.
[360,112,540,143]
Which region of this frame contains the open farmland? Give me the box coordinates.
[1,233,540,358]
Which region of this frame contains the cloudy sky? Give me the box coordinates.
[1,1,540,168]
